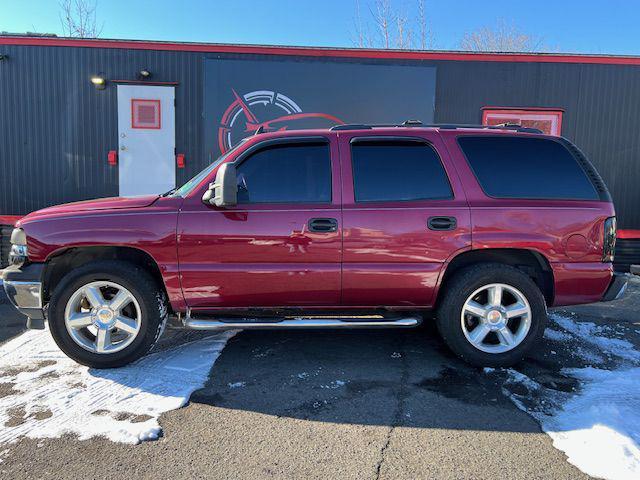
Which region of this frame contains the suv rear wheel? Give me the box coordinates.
[48,260,168,368]
[436,263,547,367]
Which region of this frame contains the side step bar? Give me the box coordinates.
[183,315,422,331]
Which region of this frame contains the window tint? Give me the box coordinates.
[458,136,599,200]
[351,140,452,202]
[236,142,331,203]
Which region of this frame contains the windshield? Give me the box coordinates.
[169,140,247,197]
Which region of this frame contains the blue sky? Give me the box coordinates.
[2,0,640,55]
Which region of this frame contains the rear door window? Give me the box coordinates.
[351,140,453,202]
[458,136,599,200]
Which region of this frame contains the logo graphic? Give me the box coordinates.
[218,89,344,153]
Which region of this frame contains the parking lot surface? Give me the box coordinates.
[0,278,638,479]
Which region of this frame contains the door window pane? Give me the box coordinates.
[351,140,452,202]
[236,142,331,203]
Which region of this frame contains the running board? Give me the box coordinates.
[183,315,422,331]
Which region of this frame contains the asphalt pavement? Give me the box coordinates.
[1,278,638,479]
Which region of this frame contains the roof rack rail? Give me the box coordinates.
[330,122,543,134]
[330,124,373,131]
[430,123,542,133]
[490,123,543,134]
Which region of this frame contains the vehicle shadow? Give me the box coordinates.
[186,326,549,434]
[0,285,27,344]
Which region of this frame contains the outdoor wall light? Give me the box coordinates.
[139,69,151,79]
[90,75,106,90]
[0,54,7,61]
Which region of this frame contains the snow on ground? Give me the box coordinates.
[499,312,640,480]
[0,327,236,454]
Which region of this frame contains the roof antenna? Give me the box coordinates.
[402,119,423,126]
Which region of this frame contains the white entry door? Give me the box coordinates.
[117,85,175,196]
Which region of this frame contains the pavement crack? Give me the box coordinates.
[374,336,409,480]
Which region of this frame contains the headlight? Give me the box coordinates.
[9,228,28,265]
[10,228,26,246]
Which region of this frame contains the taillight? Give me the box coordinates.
[603,217,617,262]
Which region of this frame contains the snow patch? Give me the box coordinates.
[320,380,346,389]
[552,314,640,362]
[545,367,640,480]
[0,328,236,449]
[543,328,573,342]
[503,314,640,479]
[227,381,246,388]
[506,366,640,480]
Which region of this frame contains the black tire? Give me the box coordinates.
[436,263,547,368]
[48,260,168,368]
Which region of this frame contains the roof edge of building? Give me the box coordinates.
[1,35,640,66]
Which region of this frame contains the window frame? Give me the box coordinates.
[131,98,162,130]
[231,136,334,206]
[456,134,601,202]
[481,107,563,136]
[348,136,454,204]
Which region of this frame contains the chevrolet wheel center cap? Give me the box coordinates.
[487,310,502,324]
[96,308,115,326]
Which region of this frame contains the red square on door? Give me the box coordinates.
[131,99,161,129]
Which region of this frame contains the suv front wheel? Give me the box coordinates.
[436,263,547,367]
[48,260,168,368]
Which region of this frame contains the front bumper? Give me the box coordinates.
[601,272,628,302]
[2,263,45,322]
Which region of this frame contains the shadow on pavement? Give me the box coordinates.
[189,326,545,433]
[0,283,26,343]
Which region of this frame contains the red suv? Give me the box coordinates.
[2,124,625,368]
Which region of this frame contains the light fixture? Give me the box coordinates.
[0,54,7,61]
[90,75,106,90]
[139,69,151,79]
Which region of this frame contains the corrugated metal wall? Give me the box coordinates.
[0,45,203,214]
[1,44,639,229]
[433,60,640,229]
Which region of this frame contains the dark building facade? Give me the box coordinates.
[1,36,639,268]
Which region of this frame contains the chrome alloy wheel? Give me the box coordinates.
[64,281,142,354]
[460,283,532,354]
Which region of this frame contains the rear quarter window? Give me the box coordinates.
[457,136,599,200]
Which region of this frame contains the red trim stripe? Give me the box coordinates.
[3,37,640,66]
[618,229,640,239]
[0,215,22,226]
[481,106,566,112]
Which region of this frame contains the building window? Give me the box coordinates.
[131,99,161,129]
[481,107,563,136]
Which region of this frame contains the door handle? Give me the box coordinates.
[428,216,457,231]
[308,218,338,233]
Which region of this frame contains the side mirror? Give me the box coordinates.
[202,163,237,207]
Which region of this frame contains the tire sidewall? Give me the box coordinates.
[437,264,547,367]
[48,262,164,368]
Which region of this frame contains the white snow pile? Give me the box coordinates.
[0,328,236,451]
[503,313,640,480]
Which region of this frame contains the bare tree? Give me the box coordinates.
[417,0,435,50]
[460,19,545,53]
[371,0,393,49]
[351,0,435,50]
[59,0,103,38]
